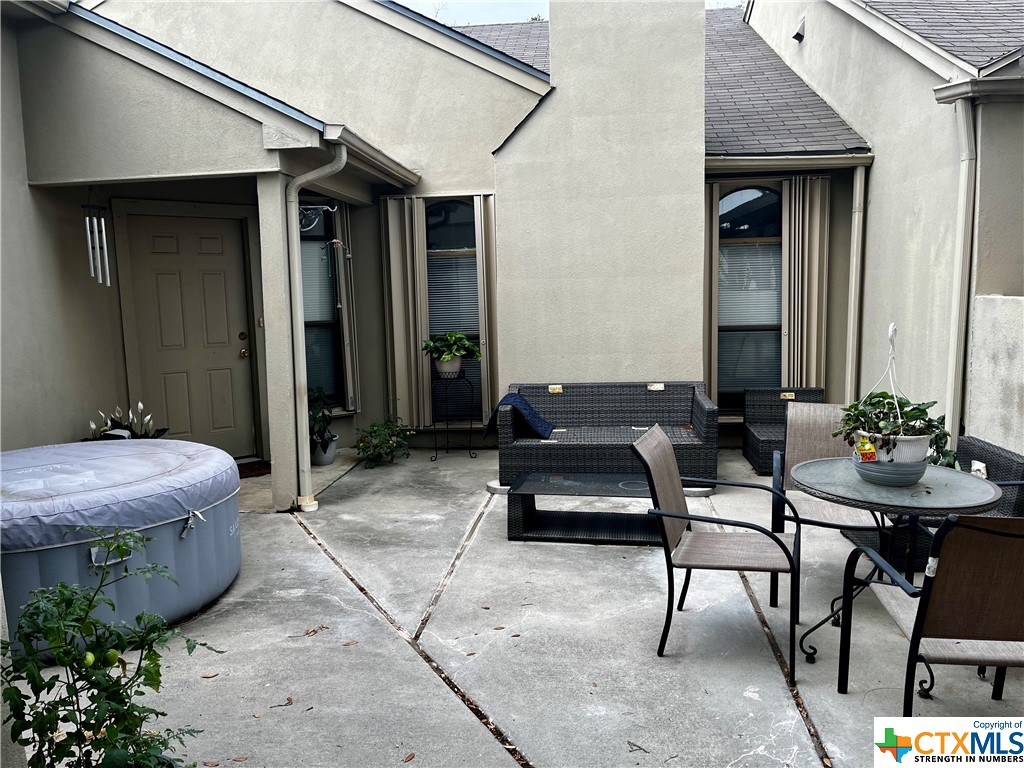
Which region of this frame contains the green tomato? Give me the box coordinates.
[82,651,96,668]
[104,649,120,667]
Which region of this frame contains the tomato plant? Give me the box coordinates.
[1,527,221,767]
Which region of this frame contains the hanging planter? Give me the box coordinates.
[833,324,954,487]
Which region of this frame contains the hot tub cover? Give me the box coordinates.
[1,441,239,552]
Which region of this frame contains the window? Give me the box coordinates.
[426,200,482,420]
[300,200,358,411]
[707,177,832,414]
[717,187,783,413]
[382,194,495,428]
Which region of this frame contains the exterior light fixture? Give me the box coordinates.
[793,18,805,43]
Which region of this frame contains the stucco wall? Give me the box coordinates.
[974,100,1024,297]
[1,21,127,449]
[750,1,963,413]
[18,22,275,185]
[965,295,1024,452]
[493,1,706,388]
[95,0,543,194]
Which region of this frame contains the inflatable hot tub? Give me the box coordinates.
[1,440,241,635]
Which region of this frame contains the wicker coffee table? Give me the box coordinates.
[506,472,660,545]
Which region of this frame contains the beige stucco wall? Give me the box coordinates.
[18,22,276,185]
[974,100,1024,297]
[95,0,543,194]
[1,20,127,449]
[750,1,963,413]
[493,1,706,388]
[965,295,1024,452]
[825,168,854,402]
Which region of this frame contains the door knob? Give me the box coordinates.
[239,348,249,359]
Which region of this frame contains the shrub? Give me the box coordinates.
[354,416,413,468]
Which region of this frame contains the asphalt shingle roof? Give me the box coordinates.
[457,13,869,157]
[454,21,549,73]
[865,0,1024,68]
[705,9,870,156]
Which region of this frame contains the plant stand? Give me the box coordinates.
[429,372,477,462]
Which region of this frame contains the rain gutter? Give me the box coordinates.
[940,97,977,450]
[286,144,349,512]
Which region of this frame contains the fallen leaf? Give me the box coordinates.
[289,624,330,638]
[342,640,358,647]
[269,696,294,709]
[466,652,476,657]
[203,763,220,767]
[403,754,415,763]
[481,605,490,610]
[822,759,833,768]
[201,672,220,679]
[232,758,249,764]
[511,634,521,638]
[252,713,261,719]
[494,626,505,630]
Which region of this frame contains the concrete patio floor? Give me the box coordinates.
[141,448,1020,768]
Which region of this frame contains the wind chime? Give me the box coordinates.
[83,190,110,287]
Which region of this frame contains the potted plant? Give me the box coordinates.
[86,402,169,440]
[421,331,481,378]
[308,387,337,466]
[354,416,413,468]
[832,390,954,485]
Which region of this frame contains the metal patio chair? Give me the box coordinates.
[837,514,1024,716]
[769,402,889,611]
[631,424,803,686]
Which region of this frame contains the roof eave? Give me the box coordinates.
[828,0,980,80]
[705,153,875,172]
[323,124,421,186]
[934,76,1024,104]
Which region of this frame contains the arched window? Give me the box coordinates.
[716,186,782,413]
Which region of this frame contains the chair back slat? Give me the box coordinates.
[783,403,849,490]
[631,424,689,549]
[921,517,1024,643]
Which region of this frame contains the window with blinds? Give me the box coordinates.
[426,200,481,420]
[717,187,783,412]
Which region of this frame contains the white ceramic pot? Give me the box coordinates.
[435,356,462,378]
[855,431,931,463]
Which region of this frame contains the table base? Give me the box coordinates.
[507,493,660,546]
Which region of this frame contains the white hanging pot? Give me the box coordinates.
[436,357,462,378]
[854,431,931,463]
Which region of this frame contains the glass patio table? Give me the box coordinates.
[789,457,1002,662]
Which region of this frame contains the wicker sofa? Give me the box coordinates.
[497,381,718,486]
[742,387,825,475]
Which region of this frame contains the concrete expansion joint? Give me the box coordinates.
[289,506,535,768]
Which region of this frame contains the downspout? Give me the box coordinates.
[285,144,348,512]
[943,98,977,451]
[844,165,866,402]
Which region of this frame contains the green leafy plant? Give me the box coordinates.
[308,387,336,455]
[354,416,413,468]
[420,332,481,363]
[832,390,954,466]
[1,527,220,768]
[88,403,168,440]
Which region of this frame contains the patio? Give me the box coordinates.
[146,448,1020,768]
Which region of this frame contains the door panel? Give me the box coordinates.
[128,215,255,457]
